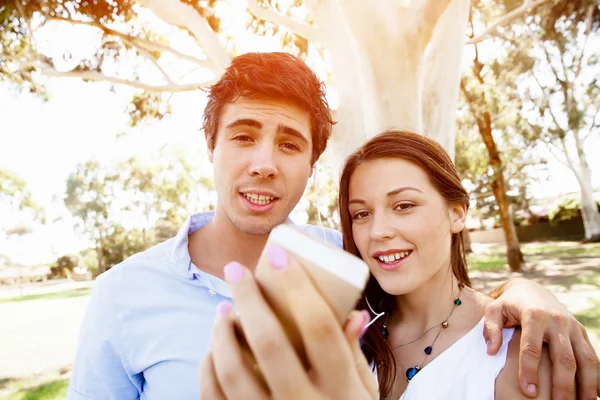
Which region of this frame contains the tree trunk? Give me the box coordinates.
[96,243,106,275]
[491,178,524,271]
[463,229,473,253]
[306,0,466,170]
[572,133,600,241]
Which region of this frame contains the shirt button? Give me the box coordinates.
[208,289,217,296]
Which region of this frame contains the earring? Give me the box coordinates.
[365,297,390,338]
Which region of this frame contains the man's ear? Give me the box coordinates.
[449,203,467,234]
[206,132,214,163]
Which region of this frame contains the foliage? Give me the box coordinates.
[63,148,214,272]
[48,254,79,279]
[549,196,600,225]
[301,162,339,230]
[0,168,38,211]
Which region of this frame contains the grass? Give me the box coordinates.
[0,287,91,304]
[467,253,507,272]
[468,241,600,272]
[1,377,69,400]
[574,299,600,336]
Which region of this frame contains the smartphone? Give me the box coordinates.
[250,223,370,369]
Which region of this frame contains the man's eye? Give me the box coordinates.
[281,142,300,151]
[233,135,252,143]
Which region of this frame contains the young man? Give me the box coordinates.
[67,52,599,400]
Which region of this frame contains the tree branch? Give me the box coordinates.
[467,0,550,45]
[136,47,174,85]
[529,68,566,132]
[14,0,35,47]
[573,5,594,83]
[47,16,213,70]
[41,69,214,92]
[247,0,321,43]
[135,0,230,75]
[546,142,571,169]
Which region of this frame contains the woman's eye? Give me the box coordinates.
[352,211,370,220]
[395,203,414,211]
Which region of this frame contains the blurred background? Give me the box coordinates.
[1,0,599,398]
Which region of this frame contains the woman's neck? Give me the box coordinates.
[392,264,460,334]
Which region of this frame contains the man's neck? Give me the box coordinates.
[188,210,271,280]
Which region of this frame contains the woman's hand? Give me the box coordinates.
[484,278,599,399]
[199,244,378,400]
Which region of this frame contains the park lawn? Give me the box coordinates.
[1,378,68,400]
[0,288,91,304]
[468,241,600,272]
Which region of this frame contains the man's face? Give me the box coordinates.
[208,97,313,235]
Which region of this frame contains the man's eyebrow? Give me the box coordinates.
[277,124,309,146]
[225,119,263,130]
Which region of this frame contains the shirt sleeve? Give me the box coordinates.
[67,275,142,400]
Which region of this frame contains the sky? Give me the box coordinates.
[1,1,599,266]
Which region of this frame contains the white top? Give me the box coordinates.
[399,317,515,400]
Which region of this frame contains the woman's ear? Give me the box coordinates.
[449,203,467,234]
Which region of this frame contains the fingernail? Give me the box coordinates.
[359,310,371,339]
[526,384,537,395]
[267,244,288,270]
[217,301,232,317]
[224,261,244,283]
[486,340,492,348]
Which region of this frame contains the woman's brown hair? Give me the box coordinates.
[338,130,471,399]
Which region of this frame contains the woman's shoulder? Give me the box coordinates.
[495,328,552,399]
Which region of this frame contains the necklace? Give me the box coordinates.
[390,282,464,383]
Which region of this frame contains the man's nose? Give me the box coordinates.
[248,143,278,178]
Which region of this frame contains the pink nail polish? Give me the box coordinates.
[267,245,288,270]
[224,262,244,283]
[217,301,232,317]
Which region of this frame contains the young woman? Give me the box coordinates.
[339,130,552,399]
[200,130,598,399]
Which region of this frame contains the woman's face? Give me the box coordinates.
[348,158,466,296]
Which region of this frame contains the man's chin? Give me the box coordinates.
[231,216,285,236]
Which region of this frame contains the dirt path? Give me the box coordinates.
[471,253,600,355]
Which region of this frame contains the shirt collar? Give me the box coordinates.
[169,211,296,288]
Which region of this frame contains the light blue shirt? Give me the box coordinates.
[67,212,342,400]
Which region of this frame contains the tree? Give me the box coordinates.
[65,160,120,274]
[2,0,551,166]
[0,168,44,237]
[519,0,600,241]
[64,149,215,273]
[302,162,339,230]
[457,5,544,272]
[49,253,79,278]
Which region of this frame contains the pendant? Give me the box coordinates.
[406,366,421,382]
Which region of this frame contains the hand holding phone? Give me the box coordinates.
[200,225,377,400]
[254,224,370,367]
